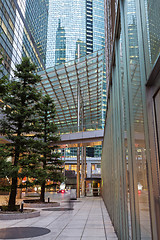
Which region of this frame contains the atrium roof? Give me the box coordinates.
[38,50,105,133]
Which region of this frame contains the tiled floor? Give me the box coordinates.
[0,197,118,240]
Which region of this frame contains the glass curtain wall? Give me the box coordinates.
[93,0,105,52]
[141,0,160,78]
[101,0,159,238]
[0,0,47,77]
[46,0,86,67]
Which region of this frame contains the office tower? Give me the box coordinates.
[24,0,49,66]
[55,19,66,65]
[144,0,160,66]
[46,0,85,67]
[46,0,105,67]
[0,0,48,77]
[86,0,93,54]
[128,17,139,61]
[75,39,86,59]
[92,0,105,52]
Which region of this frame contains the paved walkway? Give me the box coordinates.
[0,197,118,240]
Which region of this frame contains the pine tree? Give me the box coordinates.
[0,52,11,193]
[0,57,42,210]
[0,53,8,96]
[34,94,64,202]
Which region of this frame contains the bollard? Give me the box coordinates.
[20,201,24,213]
[48,197,50,203]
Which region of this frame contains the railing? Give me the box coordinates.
[57,123,104,135]
[85,187,101,196]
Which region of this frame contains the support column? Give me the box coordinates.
[84,146,86,196]
[77,43,80,199]
[77,145,80,198]
[81,146,85,196]
[63,148,66,181]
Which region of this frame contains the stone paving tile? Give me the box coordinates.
[107,236,118,240]
[0,219,21,228]
[82,237,106,240]
[56,237,81,240]
[83,228,105,237]
[0,196,118,240]
[85,223,104,229]
[87,220,103,224]
[66,222,86,228]
[29,230,58,240]
[58,228,84,237]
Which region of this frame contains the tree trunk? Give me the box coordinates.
[8,146,19,210]
[8,176,18,210]
[40,181,45,202]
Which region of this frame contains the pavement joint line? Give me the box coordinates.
[80,197,94,240]
[1,219,23,228]
[100,198,108,240]
[29,198,74,228]
[44,209,70,228]
[54,198,87,239]
[0,196,116,240]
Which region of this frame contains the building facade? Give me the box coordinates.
[0,0,48,77]
[46,0,105,68]
[102,0,160,239]
[55,19,66,65]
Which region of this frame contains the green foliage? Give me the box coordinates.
[0,56,63,206]
[33,94,64,202]
[0,57,42,209]
[0,54,8,97]
[0,205,20,211]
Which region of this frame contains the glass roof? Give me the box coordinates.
[38,50,105,133]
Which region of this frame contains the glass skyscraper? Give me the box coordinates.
[24,0,49,66]
[46,0,105,68]
[86,0,93,54]
[0,0,48,77]
[75,39,86,59]
[92,0,105,52]
[55,19,66,65]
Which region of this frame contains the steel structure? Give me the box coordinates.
[38,49,105,134]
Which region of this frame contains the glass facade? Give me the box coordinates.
[46,0,86,67]
[55,19,66,65]
[86,0,93,54]
[24,0,49,66]
[102,0,160,239]
[62,145,102,159]
[0,0,48,78]
[143,0,160,77]
[75,39,86,59]
[46,0,105,68]
[93,0,105,52]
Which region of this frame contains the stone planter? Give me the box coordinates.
[24,202,60,208]
[0,210,40,220]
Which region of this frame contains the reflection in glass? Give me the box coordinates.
[144,0,160,75]
[127,0,152,238]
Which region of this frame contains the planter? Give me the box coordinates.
[23,199,60,208]
[0,209,40,220]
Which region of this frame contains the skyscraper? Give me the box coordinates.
[86,0,93,54]
[0,0,48,77]
[55,19,66,65]
[24,0,49,66]
[46,0,105,67]
[75,39,86,59]
[92,0,105,52]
